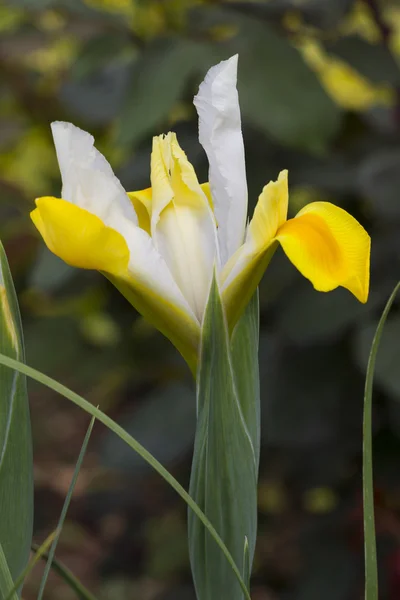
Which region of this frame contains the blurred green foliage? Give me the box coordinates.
[1,0,400,598]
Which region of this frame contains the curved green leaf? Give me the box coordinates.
[0,241,33,586]
[189,277,257,600]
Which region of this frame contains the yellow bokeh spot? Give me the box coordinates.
[341,0,381,43]
[299,38,394,111]
[303,487,338,514]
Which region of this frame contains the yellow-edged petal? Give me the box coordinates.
[150,132,211,231]
[220,170,288,330]
[31,197,129,275]
[275,201,370,303]
[247,170,288,250]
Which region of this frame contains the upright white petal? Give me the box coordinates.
[51,121,198,325]
[194,54,248,266]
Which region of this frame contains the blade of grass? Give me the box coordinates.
[0,353,251,600]
[0,542,17,600]
[32,545,97,600]
[363,281,400,600]
[4,531,58,600]
[37,416,95,600]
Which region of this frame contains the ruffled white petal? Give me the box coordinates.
[194,54,248,266]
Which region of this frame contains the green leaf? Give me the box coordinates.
[231,290,260,472]
[116,38,204,146]
[0,352,250,600]
[363,281,400,600]
[37,416,96,600]
[189,276,257,600]
[0,241,33,585]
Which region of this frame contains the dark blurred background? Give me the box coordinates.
[1,0,400,598]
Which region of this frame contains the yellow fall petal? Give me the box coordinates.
[31,197,129,275]
[275,201,370,303]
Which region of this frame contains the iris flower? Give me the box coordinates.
[31,55,370,371]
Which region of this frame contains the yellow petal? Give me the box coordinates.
[247,170,288,251]
[169,133,211,210]
[221,170,288,330]
[31,196,129,275]
[127,188,152,234]
[150,133,210,231]
[275,201,370,303]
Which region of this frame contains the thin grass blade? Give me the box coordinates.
[4,531,58,600]
[32,544,97,600]
[37,416,95,600]
[0,542,17,600]
[363,281,400,600]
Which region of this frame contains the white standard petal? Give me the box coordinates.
[193,54,248,266]
[155,204,216,321]
[51,121,137,228]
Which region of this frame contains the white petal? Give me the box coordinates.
[194,54,248,266]
[155,204,216,320]
[51,121,137,227]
